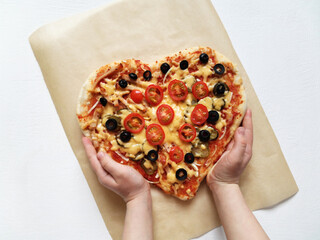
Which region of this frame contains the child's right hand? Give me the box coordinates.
[207,109,253,189]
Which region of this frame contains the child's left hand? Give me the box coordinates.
[82,136,150,203]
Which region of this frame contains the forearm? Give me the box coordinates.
[122,191,153,240]
[211,183,269,240]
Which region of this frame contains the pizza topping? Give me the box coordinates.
[129,73,138,80]
[147,150,158,162]
[145,85,163,106]
[143,70,152,81]
[156,104,174,125]
[182,75,196,92]
[207,110,220,124]
[209,128,219,140]
[213,63,225,75]
[192,142,209,158]
[119,130,132,143]
[180,60,189,70]
[169,146,184,163]
[184,152,194,164]
[192,81,209,100]
[105,118,119,131]
[176,168,187,181]
[213,82,229,97]
[191,104,208,125]
[179,123,196,142]
[119,79,128,88]
[199,53,209,64]
[160,63,170,74]
[124,113,145,133]
[141,159,157,175]
[198,130,210,142]
[213,98,225,110]
[168,80,188,101]
[146,124,165,145]
[130,89,144,103]
[99,97,108,106]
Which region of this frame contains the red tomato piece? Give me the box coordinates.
[169,146,184,163]
[130,89,144,103]
[191,104,209,125]
[145,85,163,106]
[124,113,145,133]
[156,104,175,125]
[179,123,196,142]
[192,81,209,100]
[146,124,165,145]
[168,80,188,101]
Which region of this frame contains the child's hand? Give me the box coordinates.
[82,137,150,203]
[207,109,253,189]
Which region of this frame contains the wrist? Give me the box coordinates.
[126,188,151,205]
[209,180,240,194]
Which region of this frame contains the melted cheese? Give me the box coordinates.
[198,97,214,111]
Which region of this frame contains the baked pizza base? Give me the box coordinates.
[77,47,246,200]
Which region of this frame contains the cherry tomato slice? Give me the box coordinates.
[192,81,209,100]
[145,85,163,106]
[124,113,145,133]
[146,124,165,145]
[168,80,188,101]
[191,104,209,125]
[156,104,175,125]
[130,89,144,103]
[179,123,196,142]
[169,146,184,163]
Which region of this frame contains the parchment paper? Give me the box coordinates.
[29,0,298,239]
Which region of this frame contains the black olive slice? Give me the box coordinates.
[147,150,158,162]
[207,110,220,124]
[209,129,219,141]
[180,60,189,70]
[120,131,131,143]
[105,119,118,131]
[184,153,194,164]
[176,168,187,181]
[213,82,228,97]
[143,70,152,81]
[199,53,209,64]
[199,130,210,142]
[99,97,107,106]
[129,73,138,80]
[160,63,170,74]
[119,79,128,88]
[213,64,225,75]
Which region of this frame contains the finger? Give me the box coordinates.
[242,109,253,146]
[226,139,234,151]
[82,137,116,187]
[97,152,123,179]
[228,127,247,162]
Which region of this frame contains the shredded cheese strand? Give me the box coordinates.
[162,67,172,84]
[87,99,100,115]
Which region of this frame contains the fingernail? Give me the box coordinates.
[97,152,104,159]
[238,127,245,135]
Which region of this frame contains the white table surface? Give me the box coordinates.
[1,0,319,239]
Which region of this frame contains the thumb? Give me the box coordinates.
[228,127,247,162]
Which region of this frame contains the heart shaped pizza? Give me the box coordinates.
[77,47,246,200]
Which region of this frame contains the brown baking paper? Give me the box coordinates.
[29,0,298,239]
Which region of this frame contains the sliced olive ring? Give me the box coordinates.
[105,119,118,131]
[120,131,132,143]
[143,70,152,81]
[119,79,128,88]
[147,150,158,162]
[213,82,229,97]
[160,63,170,74]
[207,110,220,124]
[192,142,209,158]
[199,53,209,64]
[99,97,107,106]
[176,168,187,181]
[140,159,157,175]
[209,128,219,141]
[180,60,189,70]
[213,63,225,75]
[184,153,194,164]
[129,73,138,80]
[199,130,211,142]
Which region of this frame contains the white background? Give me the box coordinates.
[0,0,319,239]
